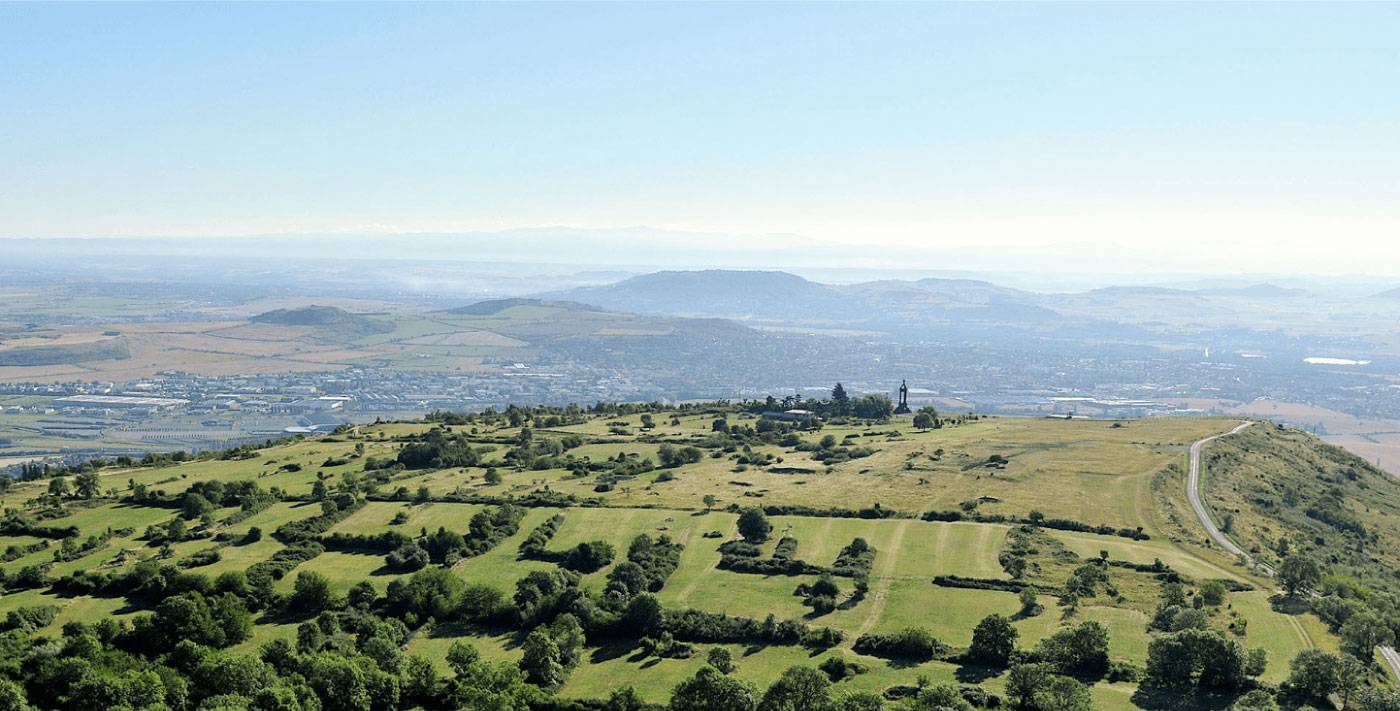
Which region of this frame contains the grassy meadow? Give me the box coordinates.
[0,409,1367,709]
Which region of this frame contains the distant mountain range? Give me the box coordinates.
[541,270,1321,336]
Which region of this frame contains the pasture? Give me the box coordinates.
[0,411,1359,709]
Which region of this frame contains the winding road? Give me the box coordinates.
[1185,421,1400,681]
[1381,646,1400,683]
[1185,422,1262,570]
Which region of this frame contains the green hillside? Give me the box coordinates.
[0,406,1393,710]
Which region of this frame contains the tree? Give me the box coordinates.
[47,477,69,498]
[1341,609,1394,659]
[738,508,772,544]
[1278,553,1322,596]
[968,614,1017,668]
[1336,654,1369,711]
[0,679,30,711]
[1033,675,1092,711]
[290,571,340,614]
[403,655,440,707]
[1144,628,1253,691]
[912,411,934,430]
[386,567,466,626]
[607,687,648,711]
[850,394,894,421]
[624,594,665,637]
[386,543,430,571]
[519,629,564,689]
[1005,663,1052,709]
[74,471,101,499]
[192,652,275,699]
[1354,687,1400,711]
[181,491,216,520]
[1282,649,1346,703]
[831,383,850,415]
[670,666,758,711]
[758,666,831,711]
[548,614,585,671]
[347,581,377,610]
[1035,621,1109,676]
[562,540,615,573]
[362,635,405,675]
[707,647,735,674]
[1019,587,1041,616]
[910,684,971,710]
[1229,689,1279,711]
[1199,579,1228,606]
[703,495,717,512]
[138,592,233,649]
[303,652,371,711]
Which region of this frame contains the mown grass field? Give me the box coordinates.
[0,411,1360,709]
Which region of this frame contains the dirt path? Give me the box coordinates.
[850,518,910,645]
[1283,612,1314,650]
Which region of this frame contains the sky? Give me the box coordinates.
[2,3,1399,274]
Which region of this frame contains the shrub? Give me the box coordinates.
[852,627,946,660]
[561,540,615,573]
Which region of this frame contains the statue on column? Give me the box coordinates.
[894,379,911,414]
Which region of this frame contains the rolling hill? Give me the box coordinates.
[0,408,1393,710]
[547,270,863,323]
[250,305,395,338]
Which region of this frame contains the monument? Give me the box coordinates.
[894,379,911,415]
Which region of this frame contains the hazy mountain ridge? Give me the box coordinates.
[542,269,1331,337]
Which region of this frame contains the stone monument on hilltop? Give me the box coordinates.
[894,379,911,415]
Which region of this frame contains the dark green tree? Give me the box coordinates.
[968,614,1018,667]
[670,666,758,711]
[1278,553,1322,596]
[738,508,772,544]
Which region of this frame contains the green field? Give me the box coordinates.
[0,408,1388,710]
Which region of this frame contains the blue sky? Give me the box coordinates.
[2,3,1399,272]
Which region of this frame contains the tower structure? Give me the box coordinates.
[894,379,911,414]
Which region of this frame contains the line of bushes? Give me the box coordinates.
[921,510,1149,540]
[320,529,415,553]
[0,540,50,562]
[272,496,364,543]
[831,537,876,577]
[246,540,325,583]
[756,504,902,520]
[852,627,948,661]
[932,575,1043,595]
[666,608,843,649]
[518,513,566,559]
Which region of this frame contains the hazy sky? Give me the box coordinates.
[3,3,1399,274]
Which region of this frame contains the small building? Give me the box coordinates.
[761,409,814,422]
